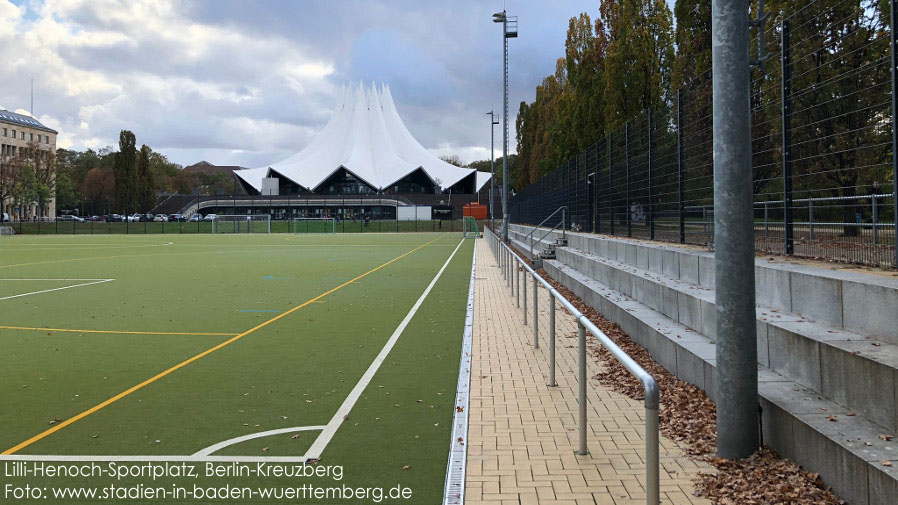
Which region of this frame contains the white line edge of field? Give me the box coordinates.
[442,238,477,505]
[0,236,466,464]
[302,236,465,460]
[0,279,115,301]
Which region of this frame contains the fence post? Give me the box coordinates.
[809,200,814,240]
[648,107,655,240]
[764,201,769,239]
[873,197,879,245]
[891,0,898,268]
[678,88,686,243]
[626,122,632,237]
[594,143,600,233]
[782,20,794,255]
[609,133,615,235]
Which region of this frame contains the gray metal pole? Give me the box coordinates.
[501,13,510,244]
[548,296,556,386]
[515,258,520,307]
[522,266,527,324]
[712,0,759,459]
[489,111,498,230]
[577,319,588,455]
[892,0,898,269]
[645,403,660,505]
[873,198,879,245]
[533,274,539,347]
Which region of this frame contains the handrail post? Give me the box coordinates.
[515,258,520,307]
[576,318,588,455]
[508,251,512,290]
[523,267,528,324]
[548,295,556,387]
[645,379,660,505]
[533,273,539,347]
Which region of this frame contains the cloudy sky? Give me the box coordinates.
[1,0,613,168]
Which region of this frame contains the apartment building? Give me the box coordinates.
[0,109,58,219]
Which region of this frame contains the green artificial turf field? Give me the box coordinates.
[0,232,475,504]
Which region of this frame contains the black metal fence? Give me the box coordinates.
[510,0,898,268]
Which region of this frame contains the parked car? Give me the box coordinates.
[89,215,101,222]
[188,214,202,222]
[203,213,218,222]
[128,213,142,222]
[57,215,85,222]
[153,214,168,222]
[145,213,154,221]
[169,214,186,222]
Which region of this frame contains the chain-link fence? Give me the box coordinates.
[510,0,897,268]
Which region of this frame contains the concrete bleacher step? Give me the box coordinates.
[550,244,898,435]
[544,259,898,505]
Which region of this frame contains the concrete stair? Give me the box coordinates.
[507,224,898,505]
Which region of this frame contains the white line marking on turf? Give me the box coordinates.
[303,237,466,460]
[0,278,113,281]
[0,279,114,301]
[192,426,326,457]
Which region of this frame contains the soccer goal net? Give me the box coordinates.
[0,226,14,236]
[212,215,271,234]
[292,217,337,234]
[463,216,479,238]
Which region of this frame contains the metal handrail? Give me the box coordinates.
[484,226,659,505]
[522,206,567,256]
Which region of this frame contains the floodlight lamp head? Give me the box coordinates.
[492,12,505,22]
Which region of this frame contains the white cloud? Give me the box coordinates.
[0,0,602,169]
[0,0,337,163]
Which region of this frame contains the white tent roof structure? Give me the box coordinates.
[234,83,491,194]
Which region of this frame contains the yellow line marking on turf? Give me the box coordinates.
[2,234,447,455]
[0,325,237,337]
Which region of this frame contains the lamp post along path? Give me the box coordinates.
[493,10,516,242]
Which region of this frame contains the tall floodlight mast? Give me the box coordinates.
[493,10,516,243]
[487,111,499,230]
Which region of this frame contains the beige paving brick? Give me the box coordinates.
[466,240,712,504]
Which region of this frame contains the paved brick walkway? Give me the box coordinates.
[466,239,712,505]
